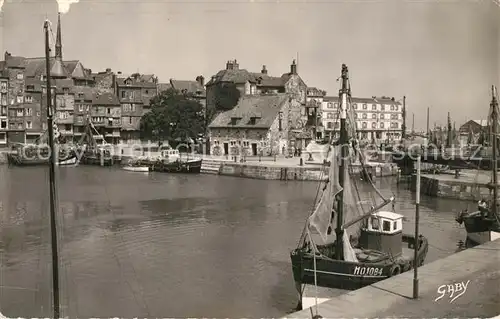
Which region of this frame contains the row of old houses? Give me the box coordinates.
[0,13,405,156]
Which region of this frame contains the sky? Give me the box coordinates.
[0,0,499,130]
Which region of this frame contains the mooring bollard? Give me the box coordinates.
[300,158,304,166]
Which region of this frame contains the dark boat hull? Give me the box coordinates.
[456,210,500,245]
[7,152,78,166]
[149,159,202,174]
[290,234,428,292]
[79,156,114,166]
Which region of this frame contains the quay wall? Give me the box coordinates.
[410,174,490,201]
[219,162,328,181]
[284,239,500,318]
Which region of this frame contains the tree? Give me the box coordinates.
[214,83,241,112]
[140,89,204,144]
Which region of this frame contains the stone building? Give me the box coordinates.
[208,94,302,156]
[321,96,403,142]
[206,59,310,152]
[54,79,75,139]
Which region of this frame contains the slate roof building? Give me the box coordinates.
[169,76,206,108]
[208,93,303,156]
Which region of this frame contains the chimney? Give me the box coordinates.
[233,59,239,70]
[4,51,11,61]
[196,75,205,86]
[226,60,233,70]
[106,68,111,73]
[261,65,267,75]
[117,71,122,75]
[290,59,297,74]
[55,12,63,60]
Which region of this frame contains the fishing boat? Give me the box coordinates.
[456,86,500,245]
[77,118,114,166]
[149,147,202,174]
[122,158,150,172]
[290,64,429,309]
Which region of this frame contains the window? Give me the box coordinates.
[63,87,69,94]
[26,108,32,116]
[372,113,377,119]
[42,87,47,94]
[17,73,23,80]
[78,93,84,99]
[334,122,340,129]
[327,113,333,119]
[393,221,397,230]
[0,120,6,129]
[371,217,380,230]
[42,123,47,130]
[362,113,367,119]
[129,117,133,124]
[131,104,136,112]
[17,123,23,129]
[382,220,391,231]
[25,96,32,103]
[394,105,398,111]
[390,105,394,111]
[363,103,367,110]
[327,102,333,109]
[352,103,357,109]
[16,109,23,117]
[372,122,376,128]
[354,113,358,119]
[145,90,149,94]
[372,104,376,110]
[26,85,34,91]
[78,104,84,112]
[381,104,385,111]
[26,121,32,129]
[0,82,7,90]
[334,113,339,119]
[121,91,126,99]
[65,124,71,131]
[16,96,23,103]
[380,122,384,129]
[380,114,384,119]
[334,103,338,108]
[107,108,111,114]
[327,122,333,129]
[362,122,367,128]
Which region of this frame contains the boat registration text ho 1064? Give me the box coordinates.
[353,266,384,276]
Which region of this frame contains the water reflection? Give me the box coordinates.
[0,166,469,318]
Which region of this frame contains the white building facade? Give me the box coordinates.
[321,96,403,142]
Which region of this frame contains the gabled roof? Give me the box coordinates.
[117,74,157,88]
[209,94,289,129]
[170,79,206,97]
[206,68,255,86]
[472,120,488,126]
[73,86,97,101]
[94,92,120,106]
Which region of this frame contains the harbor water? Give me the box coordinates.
[0,166,471,318]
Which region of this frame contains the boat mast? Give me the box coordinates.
[491,85,498,218]
[335,64,350,260]
[44,20,61,319]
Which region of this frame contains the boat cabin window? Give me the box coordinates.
[371,217,380,230]
[393,221,397,230]
[382,220,391,232]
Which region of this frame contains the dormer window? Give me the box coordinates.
[230,117,241,125]
[78,93,84,99]
[125,79,132,85]
[249,116,260,125]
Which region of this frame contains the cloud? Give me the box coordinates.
[56,0,80,14]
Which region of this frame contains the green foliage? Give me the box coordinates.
[140,88,204,142]
[214,83,241,112]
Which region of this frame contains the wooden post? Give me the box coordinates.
[413,155,421,299]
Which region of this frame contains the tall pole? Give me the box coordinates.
[413,155,421,299]
[402,96,406,139]
[491,86,498,219]
[335,64,349,260]
[44,20,60,319]
[412,113,415,134]
[426,107,430,138]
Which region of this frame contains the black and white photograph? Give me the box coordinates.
[0,0,499,317]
